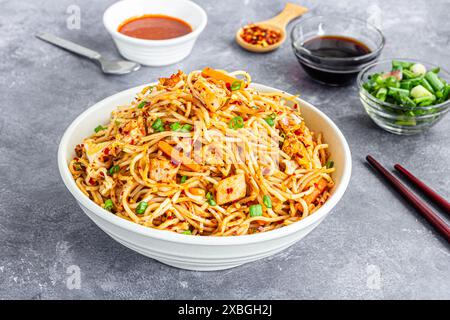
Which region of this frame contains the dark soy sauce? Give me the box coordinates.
[295,36,373,85]
[304,36,371,58]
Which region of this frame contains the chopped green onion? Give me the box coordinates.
[103,199,114,211]
[414,95,436,106]
[114,120,121,126]
[263,195,272,209]
[410,63,427,76]
[230,81,242,91]
[182,230,192,235]
[264,113,276,126]
[151,118,164,132]
[94,125,107,133]
[392,60,413,69]
[229,116,244,129]
[402,69,417,79]
[137,101,147,109]
[180,124,192,132]
[206,192,212,200]
[411,85,432,99]
[431,67,440,74]
[108,165,120,175]
[180,175,187,183]
[326,160,334,169]
[208,199,217,206]
[205,192,216,206]
[249,204,263,217]
[136,201,148,214]
[264,117,274,126]
[388,87,409,97]
[420,78,435,93]
[425,71,444,91]
[375,88,387,101]
[170,122,181,131]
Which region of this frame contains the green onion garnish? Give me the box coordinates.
[108,165,120,175]
[264,113,276,126]
[249,204,263,217]
[180,124,192,132]
[170,122,181,131]
[182,230,192,235]
[206,192,216,206]
[136,201,148,214]
[137,101,147,109]
[230,81,242,91]
[180,175,187,183]
[326,160,334,169]
[94,125,107,133]
[103,199,113,211]
[229,116,244,129]
[263,195,272,209]
[151,118,164,132]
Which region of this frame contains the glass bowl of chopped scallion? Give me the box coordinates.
[357,59,450,135]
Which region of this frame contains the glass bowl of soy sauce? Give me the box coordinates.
[291,16,385,86]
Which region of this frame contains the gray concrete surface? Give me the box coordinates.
[0,0,449,299]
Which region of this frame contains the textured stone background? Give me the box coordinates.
[0,0,449,299]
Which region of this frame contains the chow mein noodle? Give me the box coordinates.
[69,68,335,236]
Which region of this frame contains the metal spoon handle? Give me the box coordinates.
[36,33,101,60]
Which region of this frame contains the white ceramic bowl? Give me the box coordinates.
[103,0,207,66]
[58,83,352,271]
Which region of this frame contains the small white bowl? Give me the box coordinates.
[103,0,207,66]
[58,83,351,271]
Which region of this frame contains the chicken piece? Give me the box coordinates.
[193,78,228,112]
[282,159,299,175]
[118,118,145,145]
[149,158,179,182]
[215,174,247,205]
[159,70,184,87]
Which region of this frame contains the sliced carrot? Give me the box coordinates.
[157,141,202,172]
[201,67,243,86]
[304,178,328,204]
[188,188,206,197]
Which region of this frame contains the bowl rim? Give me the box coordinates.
[58,83,352,246]
[290,15,385,63]
[103,0,208,46]
[357,58,450,111]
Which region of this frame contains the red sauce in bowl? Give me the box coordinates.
[118,14,192,40]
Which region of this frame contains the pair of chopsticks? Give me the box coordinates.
[366,155,450,243]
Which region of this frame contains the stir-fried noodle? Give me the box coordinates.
[70,68,335,236]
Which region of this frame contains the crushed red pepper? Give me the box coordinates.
[240,24,282,47]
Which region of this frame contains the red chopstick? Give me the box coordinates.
[366,155,450,243]
[394,164,450,214]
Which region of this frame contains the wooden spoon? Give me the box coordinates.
[236,3,308,53]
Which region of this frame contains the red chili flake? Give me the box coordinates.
[294,129,301,135]
[240,24,282,47]
[226,83,231,90]
[314,183,318,189]
[130,139,135,145]
[278,221,283,224]
[99,172,105,177]
[118,127,123,134]
[226,187,233,194]
[104,148,110,155]
[89,178,95,185]
[167,215,174,220]
[277,111,282,115]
